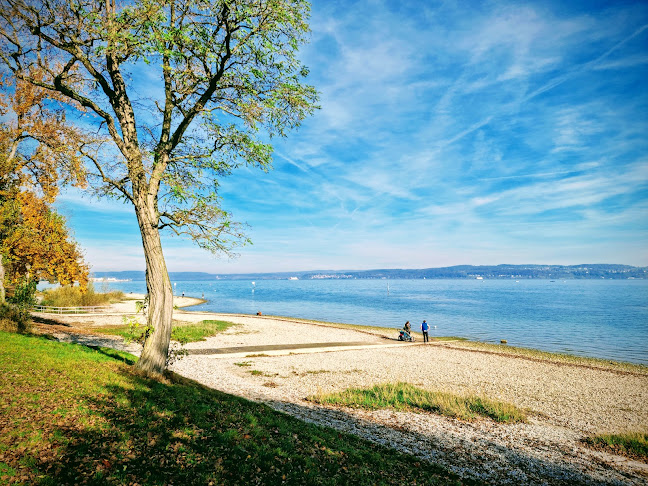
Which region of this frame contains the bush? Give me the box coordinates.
[0,303,32,333]
[41,283,124,307]
[6,277,37,309]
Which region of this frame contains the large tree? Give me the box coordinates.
[0,0,318,374]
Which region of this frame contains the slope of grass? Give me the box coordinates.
[309,382,527,423]
[0,331,464,485]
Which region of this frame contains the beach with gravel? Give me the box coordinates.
[39,295,648,485]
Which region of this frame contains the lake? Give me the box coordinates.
[100,278,648,365]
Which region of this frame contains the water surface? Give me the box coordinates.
[104,278,648,365]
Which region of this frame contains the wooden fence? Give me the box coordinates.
[31,305,111,314]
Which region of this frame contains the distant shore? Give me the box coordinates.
[91,263,648,281]
[115,292,205,310]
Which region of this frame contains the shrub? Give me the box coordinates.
[6,277,37,309]
[0,303,33,333]
[41,283,124,307]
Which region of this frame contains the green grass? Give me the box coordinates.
[40,284,125,307]
[0,331,463,485]
[96,319,238,344]
[583,432,648,461]
[170,319,237,343]
[309,382,527,424]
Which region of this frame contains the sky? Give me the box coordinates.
[55,0,648,274]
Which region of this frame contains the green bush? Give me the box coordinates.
[0,303,33,333]
[6,277,37,309]
[41,283,124,307]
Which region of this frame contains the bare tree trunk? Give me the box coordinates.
[134,207,174,375]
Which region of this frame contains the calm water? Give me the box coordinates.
[103,279,648,365]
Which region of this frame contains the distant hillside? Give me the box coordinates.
[92,264,647,281]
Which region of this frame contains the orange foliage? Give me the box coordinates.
[2,191,88,287]
[0,73,89,289]
[0,74,87,201]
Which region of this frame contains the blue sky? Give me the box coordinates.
[56,0,648,274]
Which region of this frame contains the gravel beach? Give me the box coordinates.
[40,296,648,485]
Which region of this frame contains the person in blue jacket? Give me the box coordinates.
[421,319,429,343]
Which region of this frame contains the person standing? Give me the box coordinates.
[421,319,429,343]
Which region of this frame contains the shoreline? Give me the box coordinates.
[107,281,648,366]
[64,291,648,372]
[180,309,648,373]
[34,295,648,484]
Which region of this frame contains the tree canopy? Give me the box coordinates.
[1,0,317,252]
[1,191,88,288]
[0,0,318,373]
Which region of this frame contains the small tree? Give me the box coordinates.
[1,191,89,295]
[0,0,318,374]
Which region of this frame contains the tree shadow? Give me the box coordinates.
[31,369,465,485]
[265,400,627,485]
[86,345,138,365]
[31,314,71,327]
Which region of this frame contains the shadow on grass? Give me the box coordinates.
[87,345,138,365]
[33,370,464,486]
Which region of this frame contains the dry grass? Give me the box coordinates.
[40,284,124,307]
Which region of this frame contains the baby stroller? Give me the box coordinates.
[398,329,414,342]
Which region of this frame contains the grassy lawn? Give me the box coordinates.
[0,331,465,485]
[96,319,238,344]
[308,382,527,424]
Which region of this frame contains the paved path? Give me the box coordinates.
[187,340,417,357]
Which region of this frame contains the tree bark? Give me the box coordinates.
[134,205,173,375]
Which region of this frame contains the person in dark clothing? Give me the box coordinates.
[421,319,429,343]
[404,321,411,333]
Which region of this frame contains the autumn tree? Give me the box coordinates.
[0,191,89,304]
[0,0,318,374]
[0,76,89,303]
[0,75,87,201]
